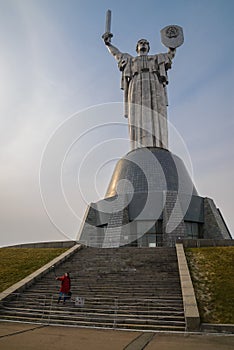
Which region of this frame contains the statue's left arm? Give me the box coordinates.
[167,48,176,61]
[157,48,176,85]
[156,48,176,106]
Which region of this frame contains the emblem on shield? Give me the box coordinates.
[160,25,184,48]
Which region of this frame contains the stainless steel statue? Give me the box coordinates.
[102,10,184,150]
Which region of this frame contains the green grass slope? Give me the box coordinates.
[186,246,234,324]
[0,248,67,292]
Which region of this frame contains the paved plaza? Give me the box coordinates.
[0,322,233,350]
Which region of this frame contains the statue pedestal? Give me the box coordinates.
[78,148,231,247]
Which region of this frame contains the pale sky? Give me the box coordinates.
[0,0,233,246]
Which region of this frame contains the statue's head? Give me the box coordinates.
[136,39,150,55]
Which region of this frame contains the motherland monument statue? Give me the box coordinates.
[78,11,231,248]
[102,10,184,150]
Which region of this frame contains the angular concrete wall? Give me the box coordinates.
[203,198,231,239]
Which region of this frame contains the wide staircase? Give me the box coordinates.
[0,246,185,331]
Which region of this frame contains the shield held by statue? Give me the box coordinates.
[160,25,184,49]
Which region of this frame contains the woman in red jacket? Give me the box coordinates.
[56,272,71,304]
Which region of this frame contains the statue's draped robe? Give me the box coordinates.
[117,53,172,150]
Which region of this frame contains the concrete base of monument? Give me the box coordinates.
[78,148,232,248]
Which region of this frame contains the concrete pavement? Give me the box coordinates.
[0,322,233,350]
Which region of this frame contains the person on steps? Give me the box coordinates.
[56,272,71,304]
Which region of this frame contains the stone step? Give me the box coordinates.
[27,286,181,293]
[0,314,185,332]
[39,278,180,283]
[39,275,181,281]
[1,306,185,321]
[11,293,182,300]
[0,310,185,328]
[58,264,180,270]
[21,292,182,300]
[34,277,181,283]
[5,300,183,309]
[0,246,185,331]
[3,298,183,308]
[2,302,184,319]
[35,284,181,290]
[4,298,183,308]
[6,296,183,306]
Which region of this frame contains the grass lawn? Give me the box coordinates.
[185,246,234,324]
[0,248,68,292]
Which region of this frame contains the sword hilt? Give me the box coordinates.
[102,32,113,45]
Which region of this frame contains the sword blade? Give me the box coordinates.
[105,9,111,33]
